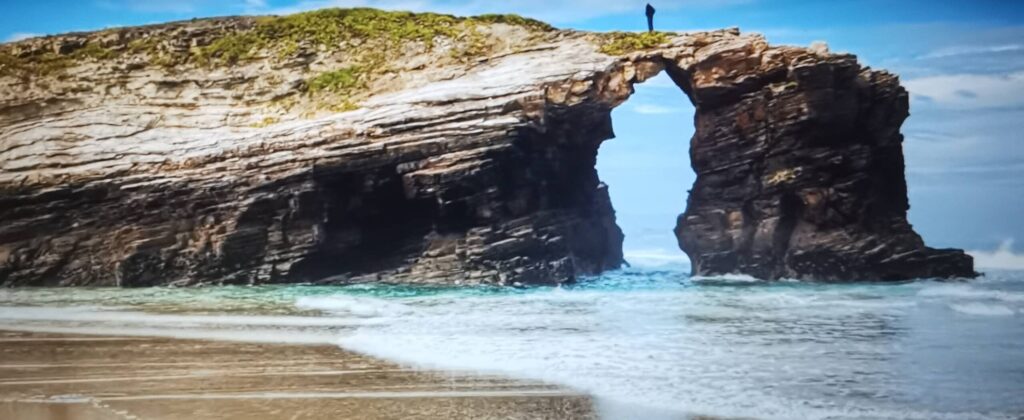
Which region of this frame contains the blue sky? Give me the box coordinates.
[3,0,1023,264]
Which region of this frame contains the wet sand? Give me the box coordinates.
[0,330,595,419]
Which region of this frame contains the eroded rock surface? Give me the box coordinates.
[670,38,977,280]
[0,10,974,286]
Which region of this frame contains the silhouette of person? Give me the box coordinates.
[646,3,656,32]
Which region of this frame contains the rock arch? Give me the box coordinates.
[593,32,976,281]
[0,24,974,286]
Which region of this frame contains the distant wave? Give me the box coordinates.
[295,295,411,317]
[689,273,762,284]
[625,240,1024,272]
[623,248,689,267]
[918,284,1024,303]
[949,303,1016,316]
[0,306,356,344]
[968,239,1024,270]
[917,281,1022,317]
[1,268,1022,419]
[0,306,379,327]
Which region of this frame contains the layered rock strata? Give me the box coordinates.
[0,10,974,286]
[670,40,977,280]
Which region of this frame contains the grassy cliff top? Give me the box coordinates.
[0,8,557,78]
[0,8,680,122]
[0,8,569,119]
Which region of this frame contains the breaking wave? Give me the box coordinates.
[317,272,1024,419]
[1,267,1022,419]
[917,284,1024,302]
[623,248,689,267]
[969,239,1024,270]
[295,295,412,317]
[949,302,1016,316]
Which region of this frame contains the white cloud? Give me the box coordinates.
[904,71,1024,109]
[242,0,270,13]
[901,105,1024,191]
[4,32,41,43]
[909,162,1024,175]
[632,103,686,115]
[919,44,1024,59]
[969,239,1024,270]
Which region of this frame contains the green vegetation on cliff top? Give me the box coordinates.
[0,8,555,75]
[598,31,672,55]
[0,9,675,80]
[0,8,558,113]
[0,9,679,116]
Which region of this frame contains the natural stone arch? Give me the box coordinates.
[593,34,975,281]
[0,20,974,286]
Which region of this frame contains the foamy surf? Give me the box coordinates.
[0,306,384,327]
[295,295,412,317]
[969,239,1024,270]
[0,323,338,344]
[949,303,1016,316]
[623,248,690,267]
[310,272,1024,420]
[0,269,1022,419]
[689,272,762,284]
[917,284,1024,302]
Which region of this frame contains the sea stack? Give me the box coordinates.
[0,10,974,286]
[670,41,977,281]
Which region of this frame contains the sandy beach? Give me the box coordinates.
[0,330,595,420]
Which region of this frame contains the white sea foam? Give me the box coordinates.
[0,306,381,327]
[949,303,1016,316]
[0,323,337,344]
[295,295,411,317]
[320,283,1022,420]
[1,273,1022,420]
[917,284,1024,302]
[0,305,375,346]
[689,272,761,283]
[623,248,690,267]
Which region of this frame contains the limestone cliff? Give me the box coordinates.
[0,9,974,286]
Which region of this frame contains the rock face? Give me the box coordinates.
[670,39,977,280]
[0,10,974,286]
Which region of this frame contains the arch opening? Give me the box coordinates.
[597,72,695,269]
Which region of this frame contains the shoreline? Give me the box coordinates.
[0,330,595,420]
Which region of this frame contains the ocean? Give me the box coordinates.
[1,263,1022,419]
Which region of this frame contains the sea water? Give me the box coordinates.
[1,264,1022,419]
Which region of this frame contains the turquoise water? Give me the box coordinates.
[2,265,1023,419]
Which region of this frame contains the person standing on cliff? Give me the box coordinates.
[646,3,656,32]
